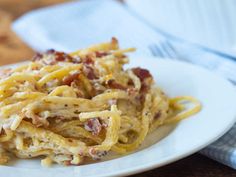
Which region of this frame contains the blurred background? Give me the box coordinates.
[1,0,236,64]
[126,0,236,55]
[0,0,70,65]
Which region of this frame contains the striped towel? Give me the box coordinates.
[158,38,236,168]
[12,0,236,169]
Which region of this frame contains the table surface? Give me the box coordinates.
[0,1,235,176]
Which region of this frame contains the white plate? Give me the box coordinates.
[1,57,236,177]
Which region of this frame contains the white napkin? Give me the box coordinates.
[12,0,236,169]
[12,0,166,56]
[126,0,236,55]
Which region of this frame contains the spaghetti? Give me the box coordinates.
[0,38,201,166]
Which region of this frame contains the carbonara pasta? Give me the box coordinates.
[0,38,201,166]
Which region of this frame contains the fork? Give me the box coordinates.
[148,40,236,85]
[149,40,179,59]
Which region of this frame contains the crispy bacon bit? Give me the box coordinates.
[140,83,149,93]
[136,83,150,103]
[95,51,109,58]
[132,67,152,81]
[132,67,153,97]
[55,52,73,62]
[83,66,98,80]
[127,79,134,86]
[84,118,102,135]
[63,72,80,86]
[107,80,127,90]
[82,55,94,65]
[32,49,80,64]
[45,50,74,62]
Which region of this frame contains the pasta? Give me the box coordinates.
[0,38,201,166]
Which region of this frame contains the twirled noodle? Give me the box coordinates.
[0,38,201,166]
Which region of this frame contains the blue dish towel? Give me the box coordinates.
[159,39,236,168]
[12,0,236,169]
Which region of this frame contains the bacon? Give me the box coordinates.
[32,49,80,64]
[63,72,80,86]
[81,52,108,65]
[136,82,151,103]
[81,55,94,65]
[132,67,152,81]
[55,52,74,62]
[83,66,98,80]
[140,83,149,93]
[132,67,153,97]
[95,51,109,58]
[84,118,102,135]
[127,79,134,86]
[107,80,127,90]
[45,50,74,63]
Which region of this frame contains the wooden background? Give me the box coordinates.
[0,0,235,176]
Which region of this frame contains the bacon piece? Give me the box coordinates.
[55,52,74,62]
[127,79,134,86]
[81,55,94,65]
[32,49,80,64]
[83,66,98,80]
[63,72,80,86]
[132,67,152,81]
[81,51,108,65]
[84,118,102,135]
[132,67,153,96]
[107,80,127,90]
[140,83,149,93]
[95,51,109,58]
[46,50,74,63]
